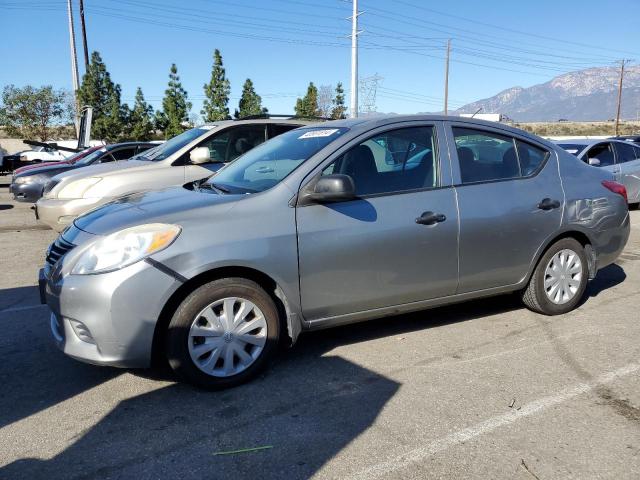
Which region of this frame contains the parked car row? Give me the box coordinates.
[32,115,631,389]
[10,142,158,203]
[33,118,310,231]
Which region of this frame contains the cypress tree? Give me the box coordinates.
[130,87,154,140]
[330,82,347,119]
[294,82,320,117]
[234,78,267,119]
[201,49,231,122]
[158,64,191,139]
[77,51,125,142]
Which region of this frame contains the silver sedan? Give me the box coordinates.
[556,138,640,206]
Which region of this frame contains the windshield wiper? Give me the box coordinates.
[209,182,231,193]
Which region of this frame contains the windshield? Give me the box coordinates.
[207,127,348,193]
[138,127,209,161]
[74,148,107,166]
[557,144,586,156]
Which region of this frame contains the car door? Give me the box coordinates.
[448,123,563,293]
[182,125,268,182]
[296,123,459,321]
[613,142,640,203]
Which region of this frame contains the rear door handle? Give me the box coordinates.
[537,198,561,210]
[415,211,446,225]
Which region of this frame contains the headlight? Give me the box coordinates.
[71,224,181,275]
[20,155,27,161]
[14,176,30,184]
[57,177,102,199]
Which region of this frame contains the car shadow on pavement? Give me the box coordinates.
[0,286,43,311]
[0,267,626,480]
[583,263,626,299]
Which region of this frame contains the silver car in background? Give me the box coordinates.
[41,116,630,389]
[36,118,312,231]
[556,138,640,207]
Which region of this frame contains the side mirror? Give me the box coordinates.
[309,174,356,203]
[588,158,601,166]
[189,147,212,165]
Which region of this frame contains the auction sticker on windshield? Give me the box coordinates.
[298,129,340,139]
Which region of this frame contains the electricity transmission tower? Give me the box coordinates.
[359,74,383,115]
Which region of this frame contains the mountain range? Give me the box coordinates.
[452,65,640,122]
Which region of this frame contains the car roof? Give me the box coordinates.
[201,118,317,128]
[103,141,159,150]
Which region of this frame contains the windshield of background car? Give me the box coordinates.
[74,147,108,166]
[207,127,349,193]
[140,127,209,161]
[68,146,101,164]
[557,144,586,156]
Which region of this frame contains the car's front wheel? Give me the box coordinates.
[521,238,588,315]
[166,278,280,389]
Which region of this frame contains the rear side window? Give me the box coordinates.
[453,128,519,183]
[516,140,550,176]
[110,147,137,160]
[615,142,640,163]
[585,143,615,167]
[323,126,438,196]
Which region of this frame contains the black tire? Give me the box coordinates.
[521,238,588,315]
[166,278,280,389]
[629,202,639,211]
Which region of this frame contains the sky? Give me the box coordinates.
[1,0,639,119]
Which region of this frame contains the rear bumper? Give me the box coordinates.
[9,182,43,203]
[35,197,102,232]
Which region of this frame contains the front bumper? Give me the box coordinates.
[43,255,182,368]
[9,182,44,202]
[35,197,102,232]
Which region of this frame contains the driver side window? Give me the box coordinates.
[198,125,267,164]
[322,126,437,196]
[586,143,615,167]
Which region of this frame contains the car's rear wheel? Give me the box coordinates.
[166,278,280,389]
[521,238,588,315]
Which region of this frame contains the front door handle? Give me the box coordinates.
[415,211,446,225]
[537,198,561,210]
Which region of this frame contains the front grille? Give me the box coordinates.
[43,179,60,197]
[46,236,76,267]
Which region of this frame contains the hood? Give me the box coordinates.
[74,186,240,235]
[14,162,75,178]
[14,161,70,175]
[52,159,154,183]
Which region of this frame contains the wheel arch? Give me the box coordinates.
[151,265,298,365]
[525,228,596,286]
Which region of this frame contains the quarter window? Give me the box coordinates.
[323,126,438,196]
[615,142,640,163]
[516,140,549,176]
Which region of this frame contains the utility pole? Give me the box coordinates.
[79,0,89,69]
[444,39,451,115]
[67,0,81,133]
[615,60,633,136]
[349,0,363,118]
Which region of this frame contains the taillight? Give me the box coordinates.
[602,180,628,203]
